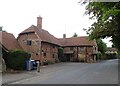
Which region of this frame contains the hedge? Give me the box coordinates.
[58,47,66,62]
[105,53,118,59]
[3,50,30,70]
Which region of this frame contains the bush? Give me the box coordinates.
[58,47,66,62]
[48,60,54,64]
[96,52,102,60]
[105,53,118,59]
[117,51,120,59]
[43,60,48,65]
[4,50,30,70]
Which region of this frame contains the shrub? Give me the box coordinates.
[117,51,120,59]
[96,52,102,60]
[48,60,54,64]
[43,60,48,65]
[58,47,66,62]
[105,53,118,59]
[4,50,30,70]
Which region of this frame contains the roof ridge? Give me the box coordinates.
[1,31,13,35]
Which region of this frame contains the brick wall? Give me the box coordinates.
[41,42,58,63]
[63,46,96,62]
[18,32,41,60]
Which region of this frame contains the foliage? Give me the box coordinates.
[58,47,65,62]
[0,26,6,32]
[96,38,107,54]
[112,36,120,50]
[117,51,120,59]
[43,60,55,65]
[96,51,102,60]
[43,60,48,65]
[0,27,2,31]
[105,53,118,59]
[80,1,120,50]
[48,60,54,64]
[72,33,78,37]
[3,50,30,70]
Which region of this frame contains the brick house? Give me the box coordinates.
[17,16,98,64]
[17,17,61,64]
[59,36,98,62]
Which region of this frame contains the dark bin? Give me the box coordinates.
[26,60,33,71]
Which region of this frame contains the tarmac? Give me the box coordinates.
[1,60,119,85]
[1,63,65,85]
[1,65,46,85]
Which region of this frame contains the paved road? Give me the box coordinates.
[6,59,119,84]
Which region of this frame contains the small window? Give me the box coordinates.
[44,52,46,57]
[27,40,32,45]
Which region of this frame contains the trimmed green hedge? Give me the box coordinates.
[4,50,30,70]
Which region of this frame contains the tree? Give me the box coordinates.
[80,1,120,50]
[58,47,65,62]
[0,26,6,32]
[72,32,78,37]
[0,26,2,31]
[96,38,107,54]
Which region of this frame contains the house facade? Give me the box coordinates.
[17,16,98,64]
[17,17,60,64]
[59,36,97,62]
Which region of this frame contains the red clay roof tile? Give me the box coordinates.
[19,25,97,47]
[1,31,22,50]
[59,36,97,47]
[19,25,61,46]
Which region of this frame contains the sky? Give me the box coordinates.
[0,0,112,47]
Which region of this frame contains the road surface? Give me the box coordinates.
[8,59,119,84]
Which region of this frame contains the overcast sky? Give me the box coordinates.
[0,0,112,47]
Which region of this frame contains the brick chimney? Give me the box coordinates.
[37,16,42,29]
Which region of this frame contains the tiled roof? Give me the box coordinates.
[1,32,22,50]
[19,25,61,46]
[59,36,97,47]
[19,25,97,47]
[107,47,118,52]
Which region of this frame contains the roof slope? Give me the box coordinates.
[1,31,22,50]
[19,26,97,47]
[59,36,97,47]
[18,16,97,47]
[19,25,61,45]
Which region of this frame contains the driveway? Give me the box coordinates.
[2,59,118,84]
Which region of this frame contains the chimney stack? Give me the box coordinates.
[37,16,42,29]
[63,34,66,38]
